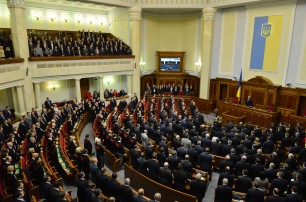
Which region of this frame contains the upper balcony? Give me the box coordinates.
[29,55,135,82]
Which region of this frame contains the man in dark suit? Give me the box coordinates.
[75,172,89,202]
[270,171,288,196]
[84,134,93,155]
[245,182,265,202]
[249,158,265,179]
[49,181,61,202]
[234,155,250,177]
[180,155,193,177]
[120,178,133,202]
[214,178,232,202]
[44,97,53,109]
[137,152,148,175]
[265,188,285,202]
[168,150,180,171]
[96,168,110,196]
[159,162,173,186]
[190,173,207,201]
[132,188,146,202]
[218,166,234,188]
[172,163,187,192]
[147,154,160,182]
[199,148,213,172]
[246,95,253,107]
[285,186,302,202]
[3,106,13,120]
[107,173,121,201]
[235,169,252,193]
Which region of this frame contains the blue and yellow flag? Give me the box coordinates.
[250,15,283,71]
[236,69,242,99]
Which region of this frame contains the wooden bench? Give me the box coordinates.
[125,163,197,202]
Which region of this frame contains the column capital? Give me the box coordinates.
[7,0,25,8]
[202,8,217,21]
[129,7,142,21]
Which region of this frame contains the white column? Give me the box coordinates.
[11,87,19,115]
[129,7,142,97]
[8,0,35,111]
[200,8,217,99]
[99,76,104,99]
[127,74,133,95]
[75,79,81,103]
[34,82,42,110]
[16,85,25,115]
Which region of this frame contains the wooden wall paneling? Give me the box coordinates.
[228,84,237,103]
[219,82,228,101]
[252,90,265,108]
[209,79,218,100]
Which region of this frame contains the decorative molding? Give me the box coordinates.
[7,0,25,8]
[129,7,142,21]
[202,8,217,21]
[0,79,23,90]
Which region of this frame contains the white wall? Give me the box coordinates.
[39,80,74,103]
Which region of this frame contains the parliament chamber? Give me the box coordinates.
[1,0,306,202]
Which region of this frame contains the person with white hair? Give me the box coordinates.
[150,193,161,202]
[121,178,133,202]
[95,137,105,169]
[159,162,173,186]
[190,173,207,201]
[214,178,232,202]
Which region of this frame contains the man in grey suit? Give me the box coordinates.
[34,44,43,57]
[141,130,149,147]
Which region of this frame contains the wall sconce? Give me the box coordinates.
[49,84,59,90]
[35,16,41,21]
[195,62,202,73]
[139,62,146,71]
[50,18,56,21]
[64,19,70,23]
[77,20,81,23]
[90,21,92,24]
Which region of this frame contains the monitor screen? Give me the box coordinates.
[160,57,181,72]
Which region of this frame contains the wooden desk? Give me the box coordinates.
[217,101,280,128]
[222,111,246,125]
[125,164,197,202]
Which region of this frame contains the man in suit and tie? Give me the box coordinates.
[246,95,254,107]
[3,106,13,120]
[45,97,52,109]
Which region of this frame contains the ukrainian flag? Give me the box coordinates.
[250,15,283,71]
[236,69,242,99]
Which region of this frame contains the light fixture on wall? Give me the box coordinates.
[64,18,70,23]
[195,62,202,73]
[49,84,59,90]
[139,62,146,71]
[50,17,56,21]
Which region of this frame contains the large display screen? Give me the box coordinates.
[160,57,181,72]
